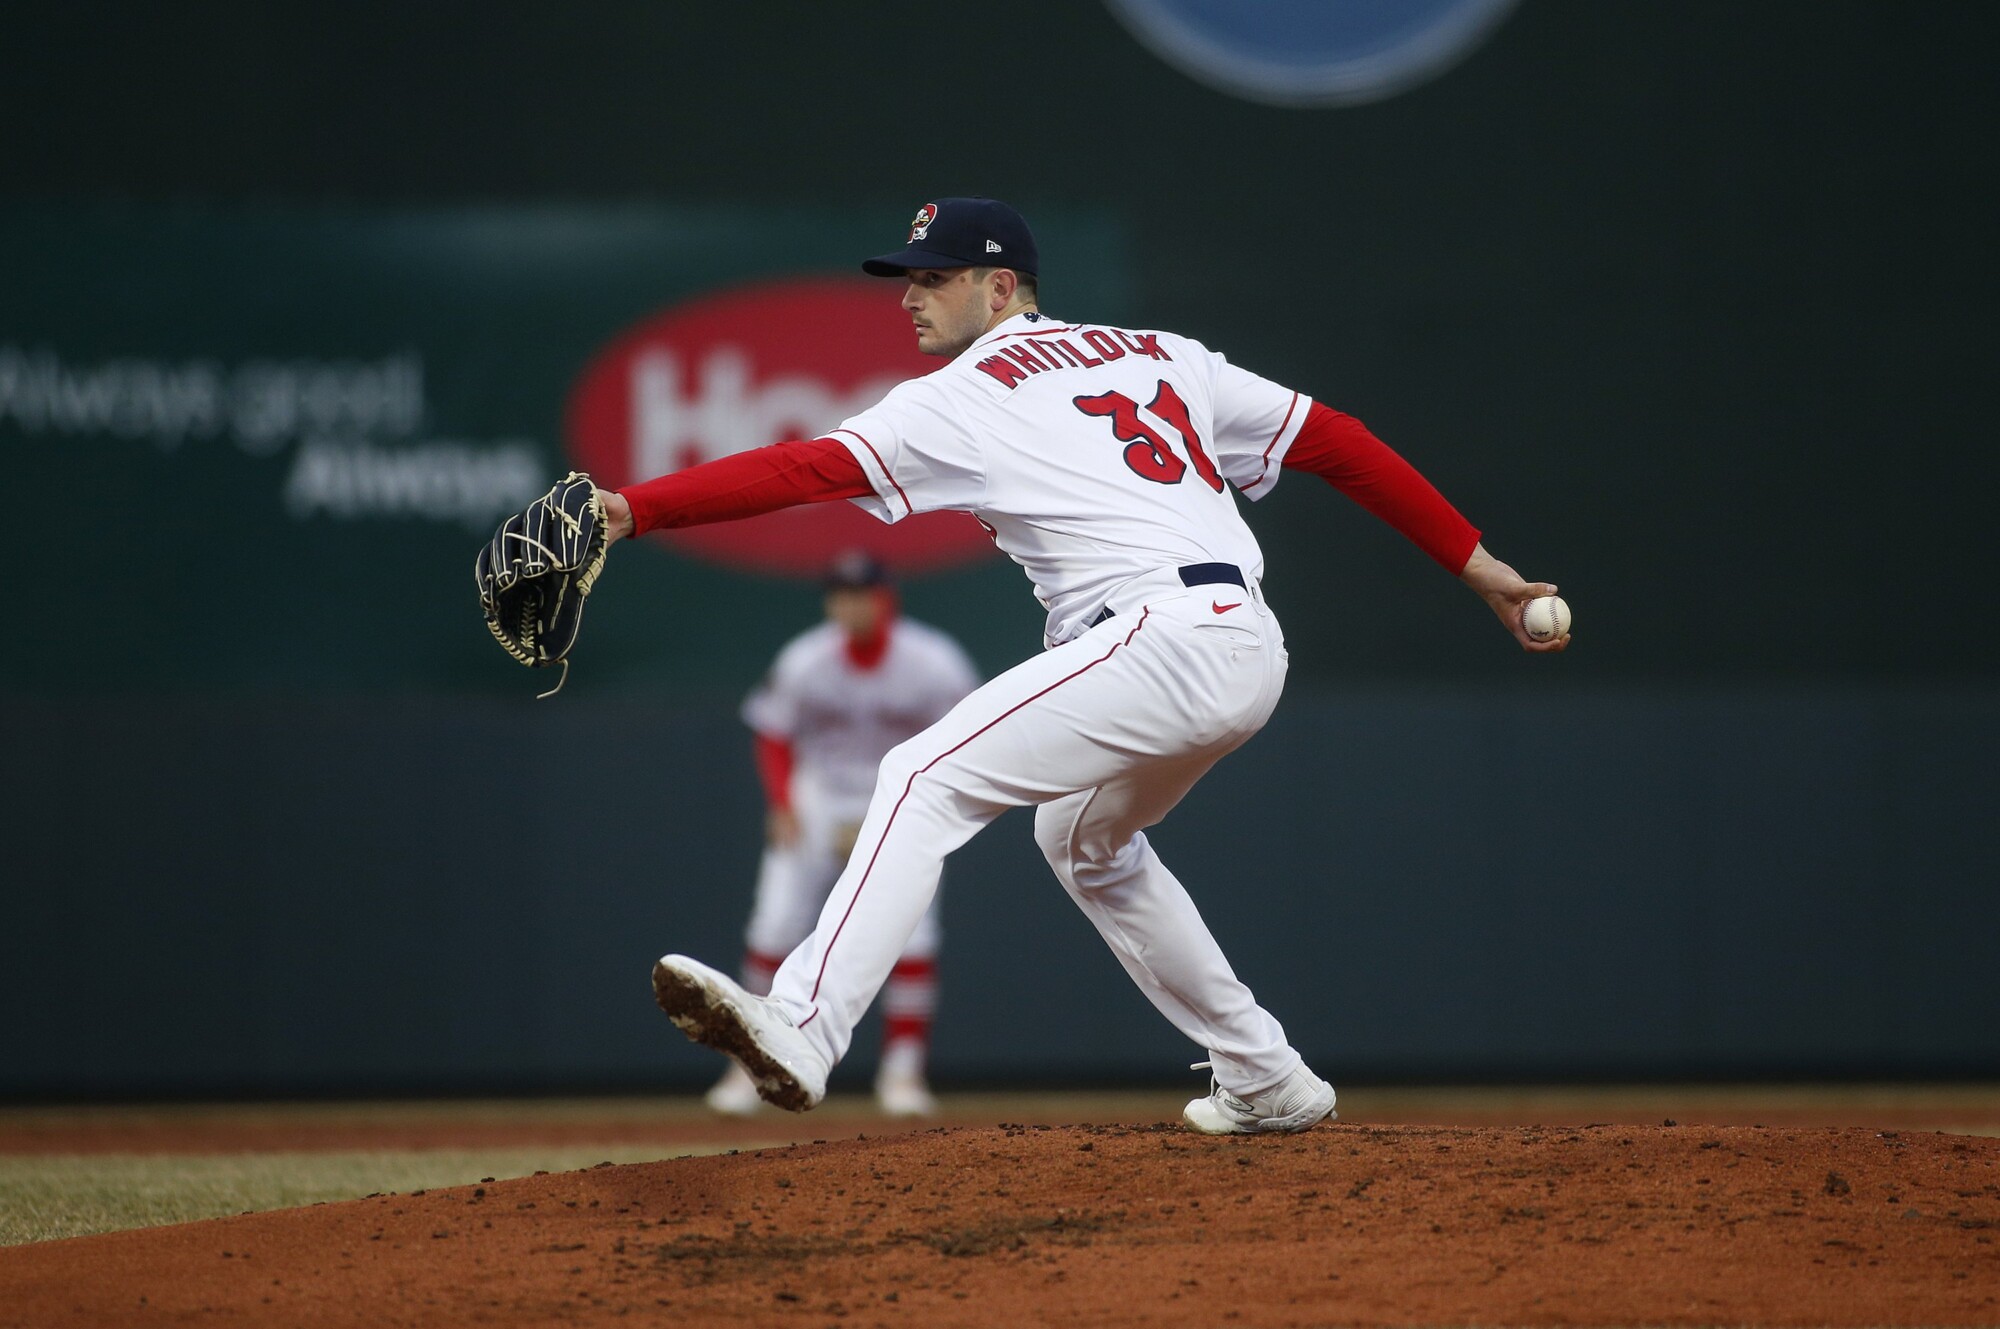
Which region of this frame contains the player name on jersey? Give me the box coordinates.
[975,328,1172,390]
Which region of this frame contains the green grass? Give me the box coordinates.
[0,1144,723,1247]
[5,1085,1995,1248]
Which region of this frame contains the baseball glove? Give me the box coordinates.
[474,471,610,697]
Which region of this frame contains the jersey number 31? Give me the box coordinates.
[1073,381,1225,494]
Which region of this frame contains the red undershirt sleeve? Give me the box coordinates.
[751,732,795,813]
[1280,401,1482,575]
[619,438,874,537]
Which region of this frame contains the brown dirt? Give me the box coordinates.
[4,1121,1997,1327]
[6,1085,1992,1155]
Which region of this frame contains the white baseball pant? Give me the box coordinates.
[766,573,1304,1097]
[742,788,943,966]
[741,787,941,1035]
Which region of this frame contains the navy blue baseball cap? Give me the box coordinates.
[861,198,1039,277]
[823,549,891,590]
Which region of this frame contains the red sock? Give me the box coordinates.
[882,956,937,1055]
[740,949,784,998]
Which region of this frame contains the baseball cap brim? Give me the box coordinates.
[860,245,987,277]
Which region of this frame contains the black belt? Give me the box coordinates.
[1087,563,1245,628]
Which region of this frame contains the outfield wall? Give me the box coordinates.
[6,688,1992,1095]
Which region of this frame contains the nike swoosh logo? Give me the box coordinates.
[1212,600,1242,614]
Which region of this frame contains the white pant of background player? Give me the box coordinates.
[709,782,942,1116]
[768,573,1308,1102]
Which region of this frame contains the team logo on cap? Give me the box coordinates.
[908,204,938,242]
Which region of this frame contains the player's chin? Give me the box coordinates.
[918,330,970,358]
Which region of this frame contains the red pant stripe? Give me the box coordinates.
[804,608,1155,1015]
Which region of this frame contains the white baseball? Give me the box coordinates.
[1522,595,1571,642]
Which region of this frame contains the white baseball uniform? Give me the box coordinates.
[737,617,980,1008]
[764,312,1316,1098]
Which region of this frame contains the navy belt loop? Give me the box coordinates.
[1088,563,1244,628]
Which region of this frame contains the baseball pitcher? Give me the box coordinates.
[508,197,1567,1133]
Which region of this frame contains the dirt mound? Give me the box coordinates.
[3,1122,1996,1327]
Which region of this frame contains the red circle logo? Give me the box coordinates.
[564,277,994,577]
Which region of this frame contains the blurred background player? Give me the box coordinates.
[704,551,981,1117]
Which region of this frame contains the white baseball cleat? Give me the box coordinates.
[652,954,827,1113]
[703,1061,764,1117]
[873,1037,937,1117]
[874,1069,938,1118]
[1181,1061,1337,1135]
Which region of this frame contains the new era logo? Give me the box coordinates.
[985,239,1002,253]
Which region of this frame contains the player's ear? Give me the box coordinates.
[989,268,1017,311]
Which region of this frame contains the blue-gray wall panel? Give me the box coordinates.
[6,689,1993,1095]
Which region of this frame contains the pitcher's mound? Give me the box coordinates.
[3,1122,1995,1327]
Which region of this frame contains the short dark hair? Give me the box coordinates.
[975,266,1038,300]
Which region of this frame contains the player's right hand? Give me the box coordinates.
[766,807,802,848]
[1459,544,1569,653]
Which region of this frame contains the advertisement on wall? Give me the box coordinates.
[565,278,995,577]
[8,204,1128,691]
